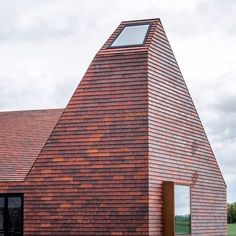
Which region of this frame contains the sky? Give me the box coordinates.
[0,0,235,202]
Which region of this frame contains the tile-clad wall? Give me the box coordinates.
[24,49,150,235]
[148,21,227,235]
[0,19,227,235]
[0,182,23,193]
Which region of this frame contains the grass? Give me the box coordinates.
[228,224,236,236]
[175,216,190,234]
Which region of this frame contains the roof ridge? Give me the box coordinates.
[0,108,64,113]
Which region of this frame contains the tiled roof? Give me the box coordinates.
[0,108,63,181]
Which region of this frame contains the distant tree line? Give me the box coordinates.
[228,203,236,224]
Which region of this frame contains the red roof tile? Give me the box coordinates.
[0,108,63,181]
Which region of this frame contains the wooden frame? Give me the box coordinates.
[163,181,175,236]
[163,182,191,236]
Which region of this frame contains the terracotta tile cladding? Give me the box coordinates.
[0,109,63,181]
[0,18,227,235]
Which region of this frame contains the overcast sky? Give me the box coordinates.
[0,0,235,202]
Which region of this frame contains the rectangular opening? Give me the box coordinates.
[109,23,150,48]
[0,197,4,235]
[0,194,23,236]
[163,182,191,235]
[175,185,191,235]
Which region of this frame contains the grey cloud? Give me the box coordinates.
[209,74,236,141]
[212,95,236,141]
[215,96,236,113]
[193,71,236,143]
[228,184,236,203]
[0,0,236,202]
[0,73,69,111]
[0,14,78,42]
[158,0,236,38]
[54,76,79,106]
[198,73,236,202]
[208,110,236,142]
[215,140,236,202]
[0,0,129,43]
[197,0,236,34]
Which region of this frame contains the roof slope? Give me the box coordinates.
[147,20,227,235]
[0,108,63,181]
[23,19,154,235]
[22,19,226,235]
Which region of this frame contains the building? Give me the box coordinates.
[0,18,227,236]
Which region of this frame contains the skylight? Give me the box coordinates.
[110,23,150,48]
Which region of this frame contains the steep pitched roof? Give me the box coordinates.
[22,18,226,235]
[0,18,226,234]
[0,108,63,181]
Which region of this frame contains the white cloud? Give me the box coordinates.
[0,0,235,202]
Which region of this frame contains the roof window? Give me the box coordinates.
[110,23,150,48]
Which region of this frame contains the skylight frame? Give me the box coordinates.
[109,22,152,49]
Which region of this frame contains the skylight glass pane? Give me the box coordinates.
[110,24,150,47]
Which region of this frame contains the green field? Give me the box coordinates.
[175,216,190,234]
[228,224,236,236]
